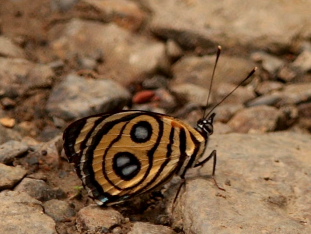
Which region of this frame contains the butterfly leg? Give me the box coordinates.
[194,150,225,191]
[173,179,186,204]
[171,178,186,213]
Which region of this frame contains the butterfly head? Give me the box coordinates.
[197,113,215,136]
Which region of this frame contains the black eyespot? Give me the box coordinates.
[130,121,152,143]
[113,152,141,181]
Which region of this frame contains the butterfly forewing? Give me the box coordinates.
[63,110,207,205]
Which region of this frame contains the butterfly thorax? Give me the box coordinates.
[174,113,216,178]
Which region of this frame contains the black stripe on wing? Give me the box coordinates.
[63,118,87,164]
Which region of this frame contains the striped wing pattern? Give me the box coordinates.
[63,110,206,205]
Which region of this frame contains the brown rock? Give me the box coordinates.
[170,133,311,234]
[14,178,66,202]
[77,0,147,31]
[47,74,130,120]
[214,83,256,105]
[0,164,27,190]
[277,83,311,105]
[0,58,54,98]
[0,140,29,164]
[213,104,244,123]
[0,117,16,128]
[129,222,176,234]
[44,199,76,222]
[277,66,297,82]
[251,51,284,75]
[148,0,311,52]
[292,50,311,73]
[0,190,56,234]
[171,83,211,107]
[255,81,283,95]
[50,19,168,86]
[228,105,285,133]
[0,36,25,58]
[76,205,124,233]
[0,125,22,145]
[172,55,256,89]
[166,39,183,59]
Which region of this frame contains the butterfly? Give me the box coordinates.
[63,47,257,206]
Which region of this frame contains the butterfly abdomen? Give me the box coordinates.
[63,110,207,205]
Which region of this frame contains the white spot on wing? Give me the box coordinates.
[135,126,149,140]
[116,156,130,167]
[122,165,138,176]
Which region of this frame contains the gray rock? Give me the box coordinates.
[246,93,282,107]
[14,178,66,202]
[166,39,183,59]
[44,199,76,222]
[0,58,54,98]
[292,50,311,73]
[77,0,147,31]
[0,190,56,234]
[213,104,244,123]
[228,105,285,133]
[51,0,79,11]
[0,97,17,109]
[213,122,233,135]
[0,164,27,190]
[0,125,22,145]
[77,56,98,70]
[172,55,256,89]
[0,140,29,164]
[154,88,178,111]
[76,205,124,233]
[148,0,311,52]
[171,83,211,107]
[0,36,25,58]
[132,104,166,115]
[31,136,62,169]
[129,222,176,234]
[50,19,168,85]
[277,66,297,82]
[47,74,130,120]
[298,102,311,119]
[277,83,311,105]
[255,81,283,95]
[171,132,311,234]
[142,75,169,90]
[214,82,256,105]
[251,51,284,75]
[48,59,65,72]
[0,190,42,205]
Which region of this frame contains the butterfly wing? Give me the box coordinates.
[63,110,206,205]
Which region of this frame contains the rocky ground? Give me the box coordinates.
[0,0,311,234]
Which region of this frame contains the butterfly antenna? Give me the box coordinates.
[203,46,222,118]
[204,67,258,118]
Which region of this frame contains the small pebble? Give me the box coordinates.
[0,117,16,128]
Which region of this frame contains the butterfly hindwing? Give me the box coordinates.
[63,110,206,205]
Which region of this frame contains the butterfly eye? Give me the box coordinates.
[197,113,215,135]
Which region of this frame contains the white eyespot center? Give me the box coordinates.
[122,165,138,176]
[116,156,130,167]
[134,126,149,140]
